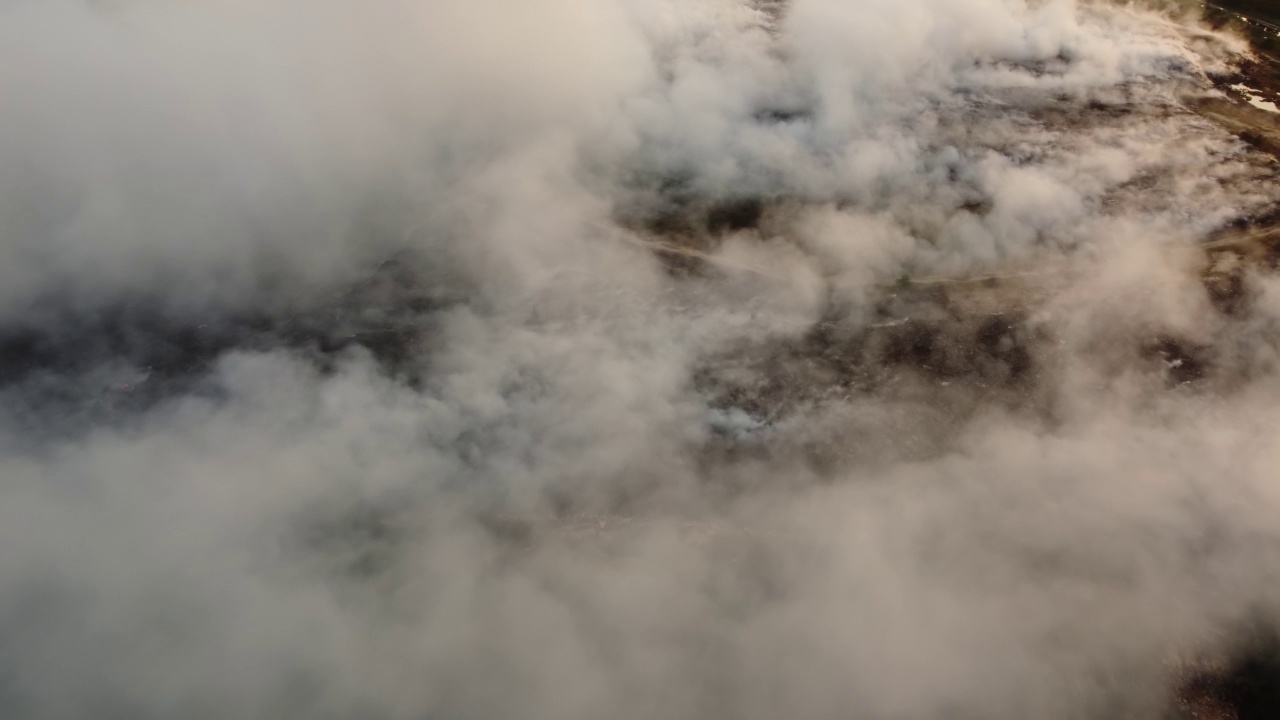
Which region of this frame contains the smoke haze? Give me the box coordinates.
[2,0,1280,718]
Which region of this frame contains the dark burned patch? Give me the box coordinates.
[1175,624,1280,720]
[693,338,848,424]
[974,313,1034,382]
[1141,336,1211,386]
[1084,98,1135,118]
[879,320,959,377]
[653,246,714,279]
[1111,171,1162,196]
[1028,94,1138,129]
[753,107,813,124]
[1204,253,1250,316]
[1237,129,1278,156]
[1238,204,1280,233]
[641,204,699,238]
[876,313,1037,385]
[694,304,1042,441]
[750,0,789,27]
[1197,61,1280,161]
[0,256,448,427]
[706,197,765,234]
[0,304,231,382]
[1202,212,1280,312]
[615,165,779,245]
[990,55,1073,79]
[634,195,770,241]
[1205,269,1248,316]
[958,198,995,216]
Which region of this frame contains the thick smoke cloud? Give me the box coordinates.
[1,0,1279,718]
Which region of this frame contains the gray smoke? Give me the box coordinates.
[0,0,1278,718]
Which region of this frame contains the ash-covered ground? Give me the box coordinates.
[6,1,1280,718]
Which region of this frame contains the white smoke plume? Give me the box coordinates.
[0,0,1278,718]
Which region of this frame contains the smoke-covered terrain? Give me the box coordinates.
[5,0,1280,718]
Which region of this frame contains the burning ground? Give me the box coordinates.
[5,0,1280,718]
